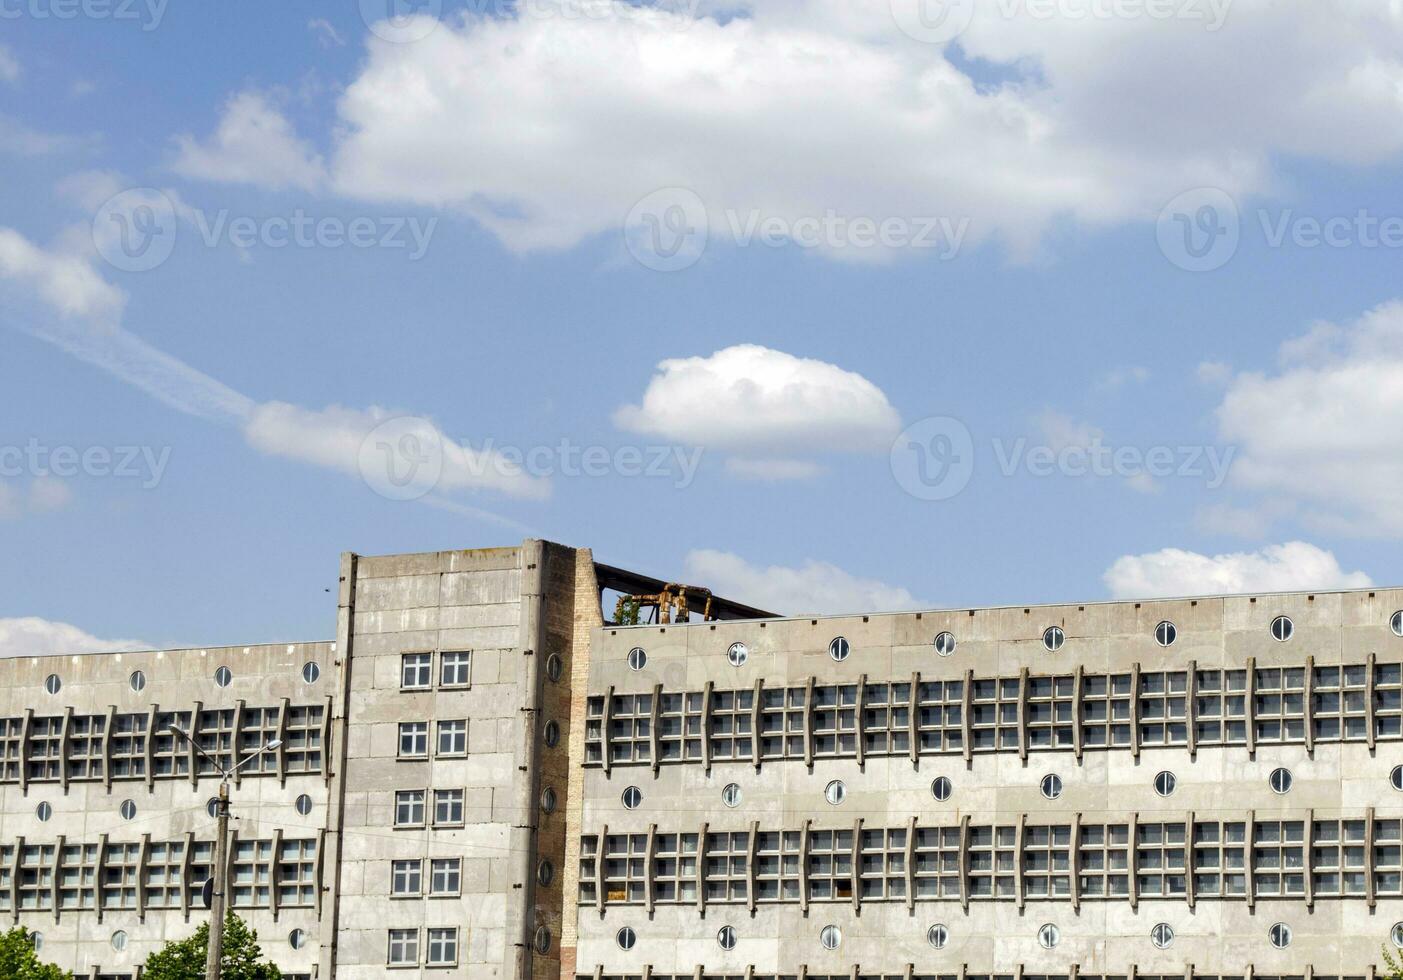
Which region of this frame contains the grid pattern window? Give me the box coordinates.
[437,720,467,756]
[433,789,465,826]
[1377,663,1403,738]
[18,844,55,910]
[756,687,804,760]
[710,689,754,761]
[1194,670,1248,745]
[1192,822,1247,896]
[916,679,964,753]
[967,825,1017,898]
[109,713,147,778]
[66,714,106,780]
[578,836,599,904]
[1138,672,1189,746]
[27,716,62,781]
[395,790,426,828]
[195,708,236,775]
[388,928,419,966]
[440,651,471,687]
[1136,823,1187,896]
[610,693,653,765]
[277,838,317,907]
[653,832,699,903]
[231,839,273,908]
[399,722,428,759]
[658,692,705,762]
[1079,674,1132,748]
[101,843,140,910]
[754,831,802,902]
[57,843,98,910]
[392,859,422,897]
[0,846,11,911]
[1312,819,1368,896]
[1375,819,1402,895]
[1254,666,1307,743]
[1026,675,1075,749]
[144,841,185,909]
[239,706,281,774]
[913,826,963,899]
[426,927,458,967]
[969,678,1020,751]
[1312,664,1369,740]
[1023,825,1071,898]
[283,704,324,773]
[706,831,752,902]
[861,682,912,757]
[859,827,907,900]
[584,699,606,765]
[603,833,649,904]
[1078,824,1130,898]
[430,858,461,895]
[151,711,192,777]
[401,653,432,690]
[189,842,213,897]
[0,717,22,781]
[1253,821,1307,896]
[812,685,858,757]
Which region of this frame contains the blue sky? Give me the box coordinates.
[3,0,1403,652]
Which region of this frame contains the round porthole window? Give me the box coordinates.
[295,794,313,816]
[934,632,956,657]
[1043,627,1064,652]
[717,925,737,951]
[119,799,137,821]
[129,670,146,693]
[111,930,128,952]
[727,642,749,667]
[206,798,220,819]
[931,776,953,802]
[1391,922,1403,950]
[829,637,850,662]
[824,780,846,806]
[1154,771,1177,797]
[927,924,949,949]
[1151,923,1175,949]
[540,787,557,814]
[1270,616,1294,642]
[1393,610,1403,637]
[288,929,306,950]
[538,859,554,886]
[627,647,646,671]
[622,786,643,810]
[1155,620,1177,647]
[1038,924,1060,949]
[546,653,563,682]
[44,674,61,695]
[214,665,232,687]
[1270,767,1293,795]
[721,783,742,808]
[1392,766,1403,792]
[616,927,636,951]
[820,925,842,951]
[1040,773,1064,800]
[543,720,560,747]
[302,662,320,684]
[1269,922,1292,949]
[534,927,551,954]
[35,802,52,822]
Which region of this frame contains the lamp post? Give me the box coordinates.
[168,726,281,980]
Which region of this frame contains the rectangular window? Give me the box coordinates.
[283,704,324,774]
[391,859,423,896]
[436,720,467,757]
[433,789,465,827]
[399,722,428,759]
[276,839,317,907]
[430,858,461,895]
[230,839,273,908]
[426,927,458,966]
[401,653,432,690]
[109,713,148,779]
[395,790,426,828]
[388,928,419,966]
[440,651,471,687]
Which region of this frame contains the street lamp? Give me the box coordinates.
[168,726,282,980]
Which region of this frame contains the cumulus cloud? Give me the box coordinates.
[1103,541,1372,600]
[615,345,901,461]
[173,91,326,192]
[1214,300,1403,535]
[0,617,149,658]
[686,548,926,615]
[0,227,125,320]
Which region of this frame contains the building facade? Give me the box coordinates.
[2,541,1401,980]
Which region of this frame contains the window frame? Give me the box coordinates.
[393,790,426,829]
[391,859,423,897]
[401,653,433,690]
[440,651,472,688]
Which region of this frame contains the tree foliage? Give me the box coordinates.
[1385,945,1403,980]
[142,913,282,980]
[0,927,71,980]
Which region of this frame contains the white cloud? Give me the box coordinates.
[28,476,74,513]
[1214,300,1403,534]
[615,345,900,458]
[173,91,326,192]
[0,227,125,320]
[308,18,346,47]
[685,548,926,616]
[1103,541,1372,600]
[0,114,96,156]
[0,44,20,83]
[723,457,826,481]
[0,617,149,658]
[1197,360,1233,385]
[1098,365,1149,390]
[1034,409,1102,453]
[55,170,130,212]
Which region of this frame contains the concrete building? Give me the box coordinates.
[4,541,1403,980]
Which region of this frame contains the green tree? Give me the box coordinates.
[0,927,71,980]
[142,913,282,980]
[1385,945,1403,980]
